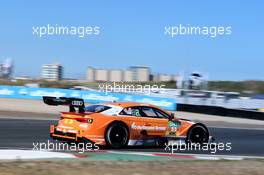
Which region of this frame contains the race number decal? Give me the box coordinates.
[167,121,181,136]
[64,119,74,124]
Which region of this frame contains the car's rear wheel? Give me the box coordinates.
[105,122,129,148]
[186,124,209,145]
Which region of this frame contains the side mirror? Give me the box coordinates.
[169,112,175,121]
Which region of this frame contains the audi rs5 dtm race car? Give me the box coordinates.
[44,96,213,148]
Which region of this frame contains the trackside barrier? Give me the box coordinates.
[177,103,264,120]
[0,85,177,111]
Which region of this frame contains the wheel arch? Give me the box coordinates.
[104,120,130,146]
[186,122,210,141]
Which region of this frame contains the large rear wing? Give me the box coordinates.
[43,96,85,113]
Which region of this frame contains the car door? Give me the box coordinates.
[119,106,147,137]
[139,106,169,136]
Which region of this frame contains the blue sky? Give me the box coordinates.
[0,0,263,80]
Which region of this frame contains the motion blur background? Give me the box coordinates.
[0,1,263,103]
[0,1,264,174]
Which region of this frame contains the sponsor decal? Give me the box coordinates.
[0,85,176,110]
[0,88,14,95]
[167,121,181,136]
[131,122,166,131]
[64,119,74,124]
[168,121,181,128]
[71,100,83,106]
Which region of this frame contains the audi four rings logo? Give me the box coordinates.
[71,100,83,106]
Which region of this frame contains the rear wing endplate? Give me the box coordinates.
[43,96,85,113]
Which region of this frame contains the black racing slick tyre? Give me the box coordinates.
[105,122,129,148]
[186,124,209,145]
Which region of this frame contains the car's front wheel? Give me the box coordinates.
[105,122,129,148]
[186,124,209,145]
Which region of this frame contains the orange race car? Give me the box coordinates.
[44,96,213,148]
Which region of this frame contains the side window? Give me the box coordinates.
[119,107,142,117]
[141,107,158,118]
[140,106,170,119]
[154,109,170,119]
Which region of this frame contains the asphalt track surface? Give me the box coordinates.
[0,118,263,156]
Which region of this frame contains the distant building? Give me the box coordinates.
[153,74,179,82]
[129,66,150,82]
[86,66,150,82]
[41,64,63,81]
[154,74,172,82]
[95,69,108,82]
[172,75,180,81]
[87,66,95,82]
[123,70,133,82]
[109,69,123,82]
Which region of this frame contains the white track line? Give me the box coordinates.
[0,116,57,121]
[0,150,76,160]
[139,151,264,160]
[208,125,264,130]
[147,151,264,160]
